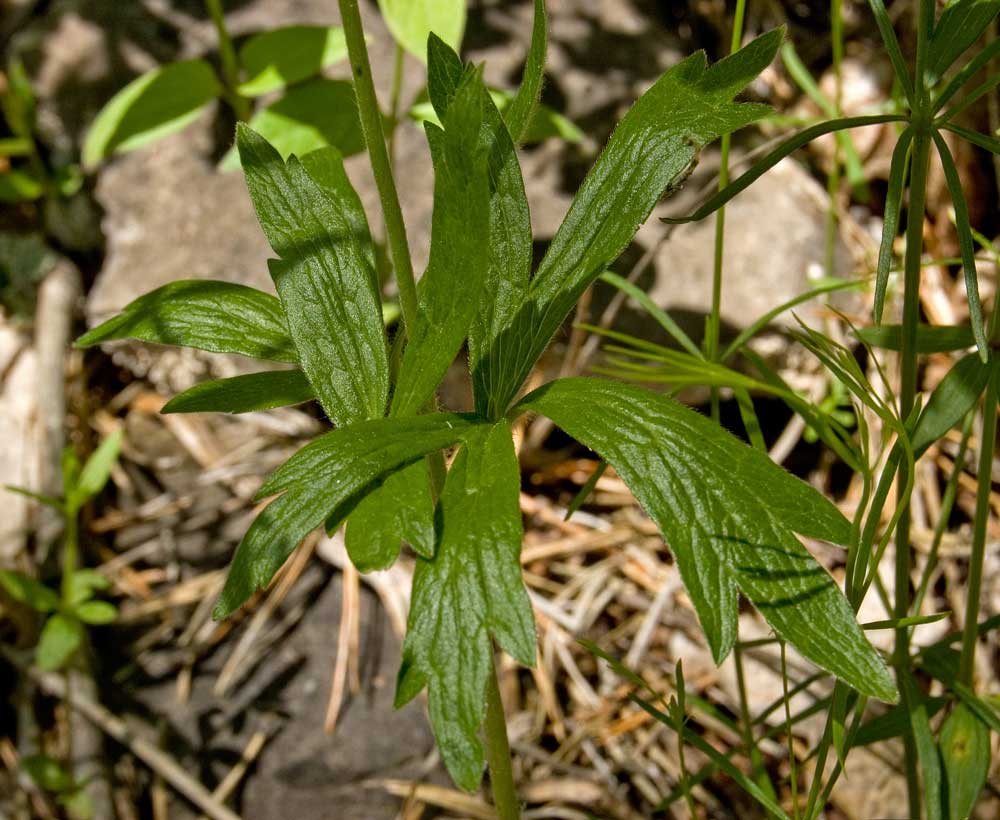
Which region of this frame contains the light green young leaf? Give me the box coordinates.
[238,126,388,426]
[395,422,535,791]
[378,0,466,61]
[220,80,364,171]
[516,378,897,701]
[36,614,84,671]
[940,702,990,820]
[74,600,117,625]
[855,323,975,353]
[22,754,75,794]
[76,280,297,363]
[424,36,533,416]
[345,462,435,571]
[0,570,60,612]
[926,0,1000,84]
[911,352,994,456]
[237,26,349,97]
[390,70,491,417]
[504,0,547,145]
[0,168,43,202]
[73,429,122,508]
[214,413,480,619]
[162,369,315,414]
[67,570,110,607]
[82,60,221,168]
[477,29,785,418]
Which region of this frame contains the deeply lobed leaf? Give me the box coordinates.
[516,377,897,701]
[238,126,388,426]
[475,28,784,418]
[214,413,480,618]
[390,68,492,416]
[424,36,533,416]
[395,422,535,790]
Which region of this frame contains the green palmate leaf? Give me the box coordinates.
[214,413,479,618]
[74,600,117,625]
[855,323,975,353]
[874,127,913,324]
[72,429,122,509]
[221,79,365,171]
[162,369,315,414]
[378,0,466,61]
[237,26,349,97]
[345,461,435,571]
[504,0,547,145]
[36,614,84,671]
[516,378,897,701]
[82,60,221,168]
[0,570,60,612]
[238,126,388,426]
[390,70,491,417]
[424,36,533,416]
[933,131,988,357]
[477,29,784,418]
[395,422,535,791]
[76,280,296,362]
[940,702,990,820]
[911,352,994,456]
[926,0,1000,84]
[67,570,110,607]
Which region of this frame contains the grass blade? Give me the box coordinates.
[874,127,913,324]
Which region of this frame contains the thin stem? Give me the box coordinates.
[61,507,78,603]
[781,641,800,820]
[484,656,520,820]
[958,366,997,685]
[707,0,746,422]
[824,0,844,278]
[734,642,773,800]
[895,130,932,819]
[387,43,406,165]
[338,0,419,335]
[204,0,250,120]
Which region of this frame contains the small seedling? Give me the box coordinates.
[2,431,122,672]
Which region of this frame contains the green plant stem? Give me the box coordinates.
[60,508,78,603]
[958,366,998,685]
[707,0,746,422]
[337,0,419,336]
[895,129,932,819]
[387,43,405,164]
[484,657,520,820]
[204,0,250,120]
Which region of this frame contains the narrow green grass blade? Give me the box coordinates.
[874,127,913,324]
[563,460,607,521]
[932,130,988,357]
[932,36,1000,112]
[663,115,905,225]
[854,323,975,353]
[945,122,1000,154]
[598,272,703,358]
